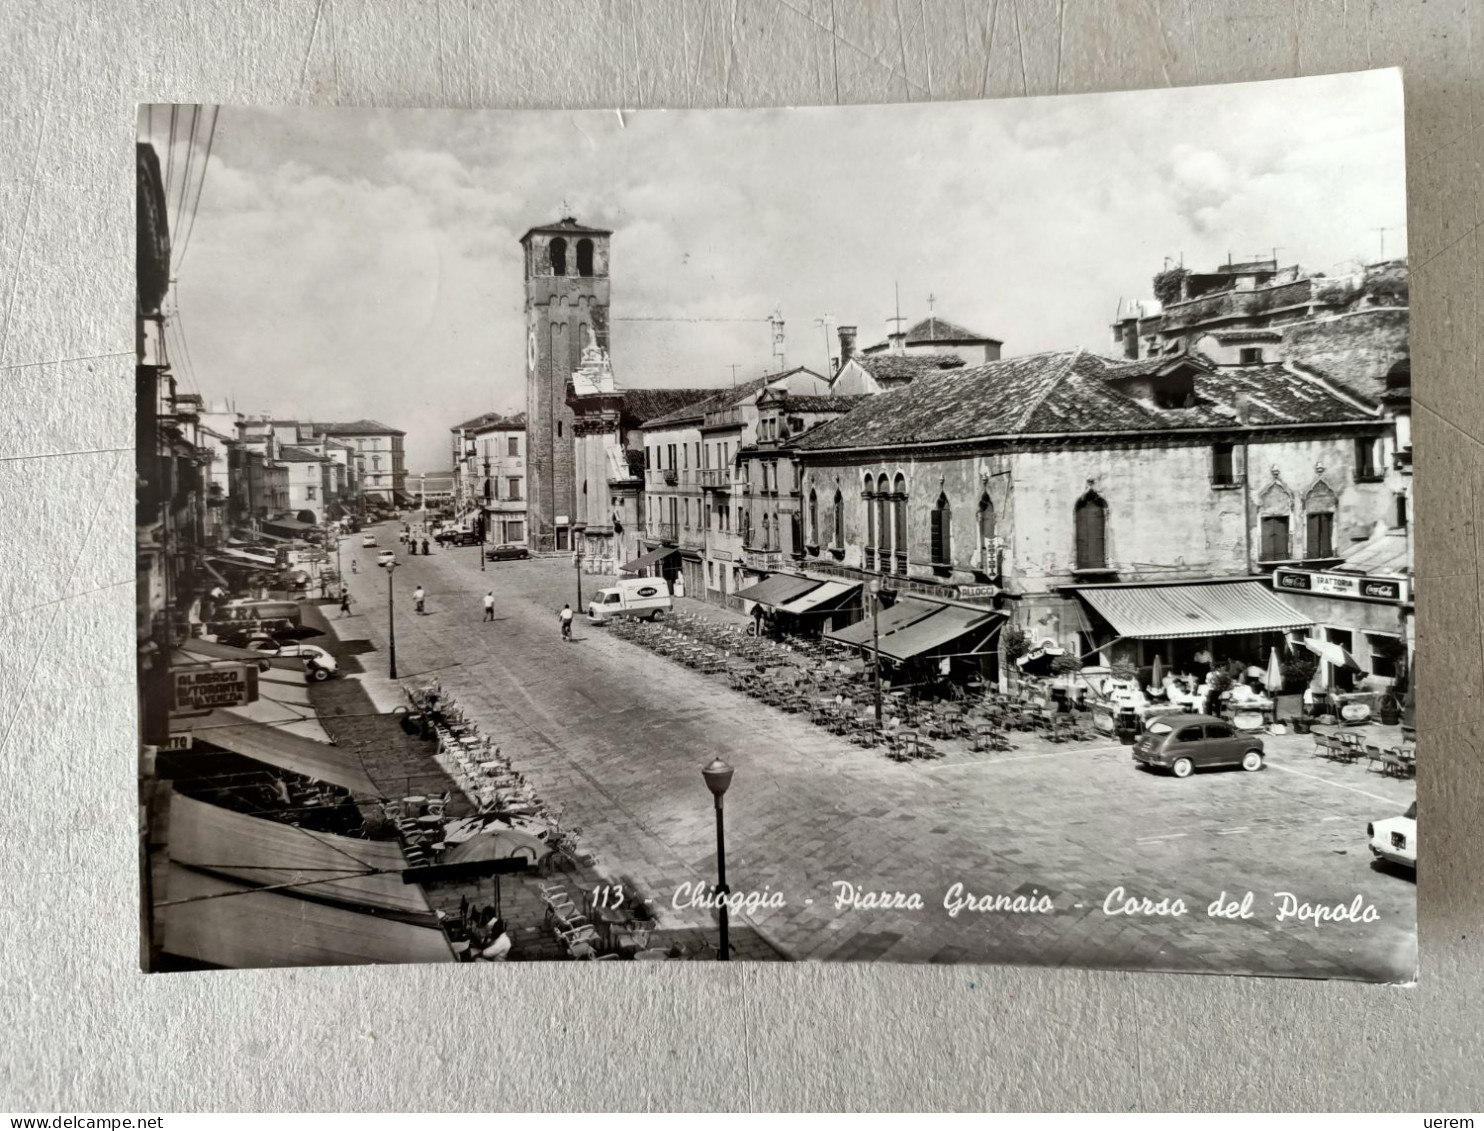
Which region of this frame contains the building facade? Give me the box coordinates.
[312,419,408,506]
[451,411,529,543]
[796,344,1410,689]
[522,217,612,552]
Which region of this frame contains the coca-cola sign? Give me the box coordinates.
[1272,567,1408,604]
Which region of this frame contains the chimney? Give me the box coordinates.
[837,325,857,369]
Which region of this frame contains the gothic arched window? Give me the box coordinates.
[931,492,951,565]
[863,474,877,560]
[1259,481,1293,562]
[1074,490,1108,570]
[892,473,908,573]
[876,474,892,569]
[550,237,568,276]
[576,238,594,277]
[808,489,818,546]
[1304,481,1338,559]
[833,490,844,550]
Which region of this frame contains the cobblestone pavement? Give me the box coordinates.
[336,522,1417,979]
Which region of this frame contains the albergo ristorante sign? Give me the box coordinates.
[1272,567,1409,605]
[173,663,259,713]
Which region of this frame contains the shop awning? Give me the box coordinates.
[735,574,820,610]
[217,547,276,566]
[620,545,678,574]
[825,599,938,647]
[1338,529,1409,577]
[175,638,272,666]
[169,793,432,918]
[171,716,375,794]
[865,602,1005,662]
[1074,580,1313,640]
[779,580,860,615]
[263,518,315,535]
[161,864,453,969]
[200,560,230,587]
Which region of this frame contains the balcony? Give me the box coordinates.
[658,522,679,544]
[699,468,732,490]
[743,546,782,572]
[662,470,678,486]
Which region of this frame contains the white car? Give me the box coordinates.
[377,550,397,568]
[361,534,378,548]
[246,640,340,681]
[1368,800,1417,871]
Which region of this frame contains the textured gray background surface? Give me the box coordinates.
[0,0,1479,1113]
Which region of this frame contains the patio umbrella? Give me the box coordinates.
[1150,655,1164,690]
[1264,647,1283,693]
[444,826,551,867]
[1301,637,1364,673]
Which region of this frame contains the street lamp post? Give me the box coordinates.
[481,450,491,572]
[575,550,584,610]
[386,559,399,679]
[701,758,734,960]
[871,580,883,729]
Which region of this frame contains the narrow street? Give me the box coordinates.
[325,520,1417,976]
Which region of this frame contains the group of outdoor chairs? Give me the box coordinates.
[1312,730,1416,778]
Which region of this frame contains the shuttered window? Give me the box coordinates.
[931,493,951,563]
[1074,495,1107,569]
[1260,515,1289,561]
[1306,511,1334,559]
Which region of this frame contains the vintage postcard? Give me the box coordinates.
[137,69,1415,978]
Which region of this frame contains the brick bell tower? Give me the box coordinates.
[520,216,612,552]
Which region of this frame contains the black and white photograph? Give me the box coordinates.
[137,68,1415,979]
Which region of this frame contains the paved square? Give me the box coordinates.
[332,534,1416,979]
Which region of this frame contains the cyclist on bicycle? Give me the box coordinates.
[559,603,574,640]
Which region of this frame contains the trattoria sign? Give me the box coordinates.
[1272,568,1409,605]
[173,664,258,713]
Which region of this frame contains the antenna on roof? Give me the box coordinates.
[1371,226,1396,261]
[887,282,906,336]
[728,363,740,388]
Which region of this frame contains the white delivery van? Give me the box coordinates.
[588,577,673,623]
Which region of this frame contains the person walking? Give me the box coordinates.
[421,538,430,556]
[413,585,426,615]
[338,586,352,618]
[483,591,495,622]
[558,603,573,640]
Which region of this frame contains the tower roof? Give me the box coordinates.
[519,216,613,243]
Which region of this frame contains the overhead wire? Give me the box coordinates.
[174,105,218,272]
[172,105,201,247]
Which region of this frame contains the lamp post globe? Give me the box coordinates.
[702,758,734,800]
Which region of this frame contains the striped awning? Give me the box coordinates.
[1074,580,1313,641]
[171,716,375,794]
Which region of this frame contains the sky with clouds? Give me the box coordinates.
[140,69,1405,473]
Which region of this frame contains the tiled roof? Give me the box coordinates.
[312,419,406,436]
[773,394,868,413]
[519,216,612,241]
[452,411,525,433]
[276,446,328,462]
[902,315,999,345]
[854,353,967,381]
[637,368,822,428]
[795,351,1377,452]
[620,388,718,428]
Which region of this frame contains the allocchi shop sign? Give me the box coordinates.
[1272,568,1409,605]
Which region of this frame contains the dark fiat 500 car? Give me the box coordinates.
[1132,713,1265,778]
[485,543,531,561]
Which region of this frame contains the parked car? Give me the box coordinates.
[1131,714,1265,778]
[485,543,530,561]
[1368,800,1417,872]
[587,577,673,623]
[437,526,480,546]
[377,550,397,568]
[361,534,378,547]
[245,639,340,680]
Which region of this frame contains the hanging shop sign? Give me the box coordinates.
[173,664,258,714]
[953,584,1000,600]
[1272,568,1409,605]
